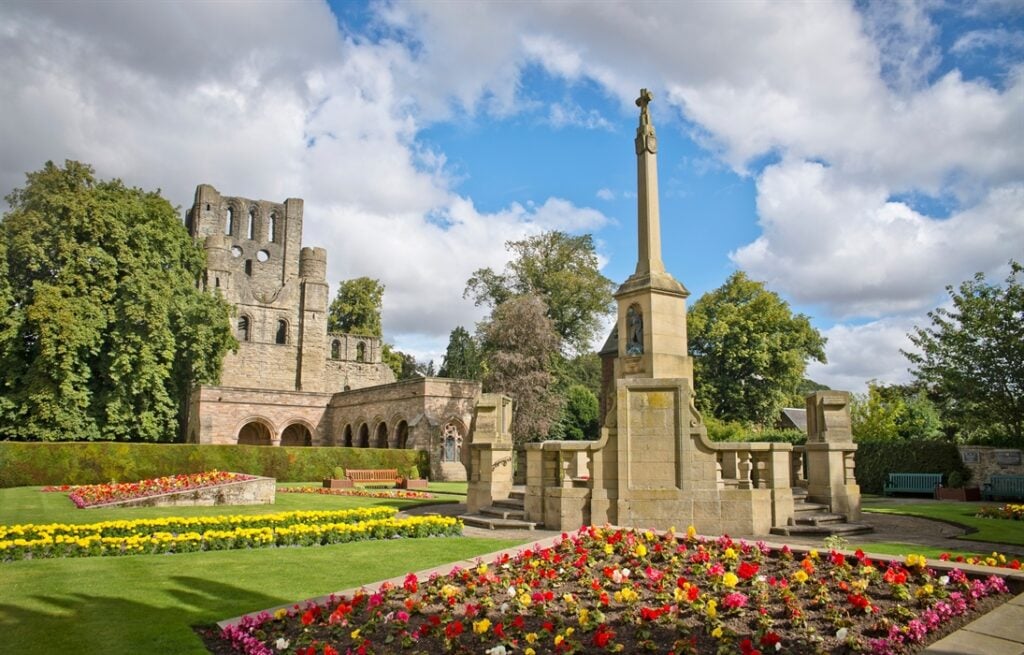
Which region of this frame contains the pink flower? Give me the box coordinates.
[722,592,749,609]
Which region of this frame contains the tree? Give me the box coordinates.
[905,262,1024,445]
[550,384,600,441]
[0,160,236,441]
[438,326,482,380]
[786,378,831,408]
[479,294,563,444]
[689,271,827,425]
[466,231,615,353]
[328,277,384,336]
[851,382,944,442]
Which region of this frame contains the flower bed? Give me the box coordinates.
[217,526,1014,655]
[43,471,256,508]
[280,487,436,500]
[938,550,1022,570]
[976,503,1024,521]
[0,507,462,561]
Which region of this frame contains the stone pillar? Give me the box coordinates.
[466,444,514,514]
[805,391,861,519]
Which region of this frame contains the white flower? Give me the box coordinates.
[939,575,950,586]
[621,568,631,578]
[500,602,509,613]
[836,628,848,640]
[274,637,290,650]
[507,586,517,597]
[485,647,508,655]
[775,644,782,652]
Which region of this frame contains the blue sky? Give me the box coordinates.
[1,1,1022,392]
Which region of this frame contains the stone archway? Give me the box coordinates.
[237,421,272,446]
[374,421,388,448]
[281,423,312,447]
[342,424,353,447]
[357,423,370,448]
[394,420,409,449]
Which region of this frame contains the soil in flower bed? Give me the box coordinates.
[279,487,436,500]
[209,527,1018,655]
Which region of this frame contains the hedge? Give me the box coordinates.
[854,440,970,494]
[0,442,430,488]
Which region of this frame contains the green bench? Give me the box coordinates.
[982,475,1024,501]
[883,472,943,496]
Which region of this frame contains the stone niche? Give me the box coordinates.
[84,475,276,509]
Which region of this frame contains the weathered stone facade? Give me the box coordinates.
[183,185,507,480]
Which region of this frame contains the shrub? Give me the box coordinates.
[854,440,969,494]
[0,442,429,487]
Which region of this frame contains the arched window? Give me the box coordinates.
[237,316,250,342]
[331,340,340,360]
[441,422,463,462]
[225,207,234,235]
[247,208,256,240]
[275,320,288,344]
[268,212,277,243]
[356,342,366,362]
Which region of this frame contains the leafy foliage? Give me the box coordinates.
[689,271,827,425]
[854,440,970,494]
[328,277,384,337]
[905,262,1024,446]
[704,416,806,445]
[479,294,563,444]
[0,161,235,442]
[465,231,614,354]
[851,382,944,442]
[0,441,429,487]
[438,326,482,380]
[553,351,602,396]
[550,384,600,441]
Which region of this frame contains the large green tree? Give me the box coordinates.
[689,271,827,425]
[905,262,1024,445]
[438,326,482,380]
[851,382,943,442]
[0,160,235,441]
[465,231,615,354]
[328,277,384,336]
[479,294,563,444]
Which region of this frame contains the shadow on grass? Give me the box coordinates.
[1,576,289,655]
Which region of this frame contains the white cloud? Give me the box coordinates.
[952,28,1024,54]
[806,317,921,393]
[548,101,612,130]
[596,188,615,201]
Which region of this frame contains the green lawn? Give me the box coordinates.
[1,481,530,654]
[851,542,1012,561]
[863,499,1024,547]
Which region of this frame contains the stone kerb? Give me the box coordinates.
[83,475,276,509]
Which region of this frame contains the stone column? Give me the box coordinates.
[805,391,861,519]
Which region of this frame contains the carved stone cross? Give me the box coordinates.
[636,88,653,124]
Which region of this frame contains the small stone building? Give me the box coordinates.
[183,184,499,480]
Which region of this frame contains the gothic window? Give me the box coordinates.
[268,212,277,243]
[275,319,288,345]
[247,208,256,240]
[356,341,366,362]
[225,207,234,236]
[237,316,250,342]
[441,422,463,462]
[244,260,253,276]
[331,340,341,360]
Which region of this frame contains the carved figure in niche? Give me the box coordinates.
[626,304,644,355]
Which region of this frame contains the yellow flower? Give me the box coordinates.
[441,584,460,599]
[578,608,590,624]
[526,632,539,644]
[792,570,809,584]
[350,629,360,640]
[555,635,564,646]
[274,608,288,620]
[706,599,717,619]
[635,543,648,558]
[477,563,488,574]
[711,626,723,638]
[566,627,575,637]
[473,618,491,634]
[525,650,536,655]
[518,592,532,607]
[809,549,819,560]
[722,572,739,588]
[915,584,934,598]
[604,543,614,555]
[906,553,926,569]
[563,593,576,605]
[723,547,737,560]
[686,525,698,540]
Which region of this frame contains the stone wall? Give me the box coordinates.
[958,446,1024,485]
[187,385,334,446]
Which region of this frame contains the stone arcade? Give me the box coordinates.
[468,90,865,536]
[183,184,510,481]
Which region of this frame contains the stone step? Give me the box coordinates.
[793,502,831,513]
[459,514,537,531]
[480,505,527,520]
[493,497,525,510]
[770,522,874,537]
[792,512,849,526]
[791,487,809,498]
[508,490,526,502]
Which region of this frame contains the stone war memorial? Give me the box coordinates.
[491,90,867,537]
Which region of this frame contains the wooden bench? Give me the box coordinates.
[982,475,1024,501]
[345,469,399,488]
[883,472,943,496]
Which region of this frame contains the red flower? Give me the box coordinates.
[444,620,464,639]
[403,573,419,593]
[323,645,339,655]
[760,632,781,647]
[737,561,760,580]
[593,624,615,647]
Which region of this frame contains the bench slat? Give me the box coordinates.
[883,472,943,496]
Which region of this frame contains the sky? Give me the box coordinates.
[1,0,1022,393]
